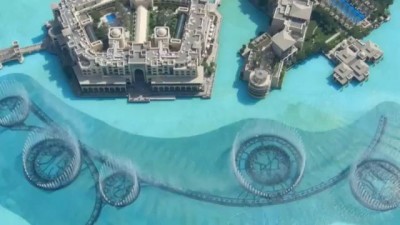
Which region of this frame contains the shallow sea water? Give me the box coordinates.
[1,0,400,225]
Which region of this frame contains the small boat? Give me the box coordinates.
[385,16,391,22]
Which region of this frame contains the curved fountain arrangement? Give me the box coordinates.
[231,120,306,199]
[0,77,398,225]
[99,157,140,208]
[350,159,400,211]
[22,128,82,190]
[349,116,400,211]
[0,80,30,127]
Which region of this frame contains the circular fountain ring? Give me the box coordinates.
[99,163,140,207]
[22,129,82,190]
[233,134,306,198]
[350,159,400,211]
[0,82,30,127]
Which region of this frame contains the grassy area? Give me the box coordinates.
[368,0,393,21]
[149,7,179,37]
[293,2,381,64]
[312,6,341,34]
[90,11,102,24]
[295,22,336,62]
[202,61,216,77]
[305,20,318,40]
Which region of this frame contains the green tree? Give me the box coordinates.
[91,11,101,23]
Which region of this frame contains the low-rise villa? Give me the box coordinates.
[47,0,221,102]
[326,36,383,85]
[241,0,386,98]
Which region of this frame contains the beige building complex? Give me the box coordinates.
[326,37,383,86]
[47,0,221,102]
[241,0,313,98]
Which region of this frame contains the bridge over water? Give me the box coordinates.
[0,41,46,69]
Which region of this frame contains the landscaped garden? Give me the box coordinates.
[149,6,179,37]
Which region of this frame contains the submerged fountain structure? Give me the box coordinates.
[22,128,82,190]
[0,80,30,127]
[99,157,140,208]
[350,116,400,211]
[231,120,306,199]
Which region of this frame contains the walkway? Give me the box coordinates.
[0,41,46,69]
[325,32,341,44]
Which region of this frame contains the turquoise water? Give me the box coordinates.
[1,0,399,138]
[1,76,400,225]
[1,0,400,224]
[1,1,400,138]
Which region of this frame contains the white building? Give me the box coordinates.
[241,0,313,98]
[330,37,383,85]
[269,0,313,59]
[48,0,221,101]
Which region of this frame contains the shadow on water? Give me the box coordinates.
[326,75,343,91]
[0,59,22,70]
[41,52,77,100]
[232,57,260,105]
[322,56,349,91]
[228,0,270,105]
[290,53,322,70]
[41,52,110,102]
[31,27,47,44]
[238,0,270,35]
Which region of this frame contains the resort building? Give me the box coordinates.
[270,0,313,53]
[326,36,383,85]
[241,0,313,98]
[247,69,272,98]
[47,0,221,102]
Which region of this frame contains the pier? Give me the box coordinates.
[0,41,46,69]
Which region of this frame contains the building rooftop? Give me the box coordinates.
[350,59,369,78]
[334,63,354,80]
[289,1,313,21]
[251,69,270,85]
[336,47,357,65]
[271,29,296,52]
[363,41,384,60]
[329,37,383,86]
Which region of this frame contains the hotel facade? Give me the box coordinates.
[48,0,221,102]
